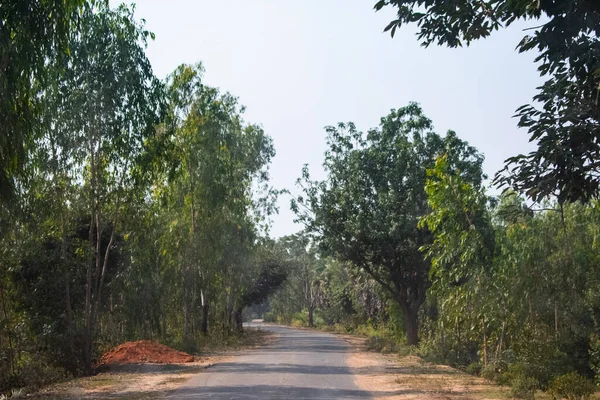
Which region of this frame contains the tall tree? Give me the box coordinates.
[293,103,484,344]
[43,2,164,373]
[375,0,600,203]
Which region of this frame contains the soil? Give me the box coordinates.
[339,334,512,400]
[97,340,195,366]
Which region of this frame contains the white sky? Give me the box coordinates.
[114,0,540,238]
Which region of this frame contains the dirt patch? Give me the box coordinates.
[338,334,512,400]
[98,340,195,366]
[35,329,274,399]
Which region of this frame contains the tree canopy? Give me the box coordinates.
[293,103,484,344]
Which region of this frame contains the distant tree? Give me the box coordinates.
[293,103,484,344]
[375,0,600,203]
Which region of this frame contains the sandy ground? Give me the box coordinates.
[340,334,511,400]
[35,358,228,400]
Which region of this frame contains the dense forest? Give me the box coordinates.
[1,1,600,399]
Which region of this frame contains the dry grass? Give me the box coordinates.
[337,333,511,400]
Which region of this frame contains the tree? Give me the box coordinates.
[0,0,86,202]
[375,0,600,203]
[42,2,164,373]
[293,103,484,344]
[159,62,275,339]
[277,234,324,327]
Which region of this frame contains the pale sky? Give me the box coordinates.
[114,0,540,238]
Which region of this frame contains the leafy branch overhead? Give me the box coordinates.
[376,0,600,203]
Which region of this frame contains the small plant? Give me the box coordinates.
[481,360,508,382]
[466,362,482,376]
[510,375,539,400]
[548,372,596,400]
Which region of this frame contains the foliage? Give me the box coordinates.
[548,372,596,400]
[0,0,86,202]
[510,375,538,400]
[466,362,482,376]
[0,3,281,393]
[292,103,484,344]
[375,0,600,203]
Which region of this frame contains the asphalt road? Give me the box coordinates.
[168,324,371,399]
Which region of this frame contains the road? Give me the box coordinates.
[168,324,371,399]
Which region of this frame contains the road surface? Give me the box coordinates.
[168,324,371,399]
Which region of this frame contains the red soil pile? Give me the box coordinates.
[98,340,195,365]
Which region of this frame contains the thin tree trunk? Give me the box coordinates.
[0,283,14,375]
[201,291,209,336]
[84,138,96,375]
[554,300,558,338]
[61,212,75,372]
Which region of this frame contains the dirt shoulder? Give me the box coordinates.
[34,328,273,400]
[338,334,512,400]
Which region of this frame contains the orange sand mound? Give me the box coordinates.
[98,340,195,365]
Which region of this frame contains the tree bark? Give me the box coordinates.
[308,305,314,328]
[234,308,243,332]
[403,306,419,346]
[201,302,209,335]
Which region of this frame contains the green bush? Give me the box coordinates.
[262,312,276,323]
[466,362,482,376]
[548,372,596,400]
[589,334,600,385]
[481,360,508,382]
[510,375,539,400]
[506,362,552,389]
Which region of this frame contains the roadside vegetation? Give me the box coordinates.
[1,0,600,399]
[0,1,287,395]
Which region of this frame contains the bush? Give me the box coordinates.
[510,375,539,400]
[262,312,276,323]
[466,362,482,376]
[481,360,508,382]
[364,336,403,354]
[548,372,596,400]
[506,362,552,390]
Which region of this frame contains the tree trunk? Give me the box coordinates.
[234,308,243,332]
[183,265,191,341]
[201,302,209,335]
[403,306,419,346]
[308,305,314,328]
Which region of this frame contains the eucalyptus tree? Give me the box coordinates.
[375,0,600,203]
[161,63,275,339]
[293,103,484,344]
[39,2,164,373]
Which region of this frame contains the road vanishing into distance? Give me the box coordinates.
[169,324,371,399]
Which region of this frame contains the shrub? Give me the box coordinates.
[364,336,403,354]
[589,334,600,385]
[548,372,596,400]
[506,362,552,390]
[481,360,508,382]
[262,312,276,323]
[466,362,482,376]
[510,375,539,400]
